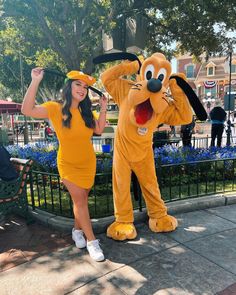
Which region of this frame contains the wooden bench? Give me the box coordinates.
[0,158,33,220]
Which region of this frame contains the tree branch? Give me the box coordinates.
[30,0,74,68]
[78,8,114,51]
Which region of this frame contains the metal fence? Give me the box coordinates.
[4,129,236,151]
[191,135,236,149]
[27,157,236,219]
[148,135,236,149]
[28,170,115,218]
[157,158,236,202]
[9,133,115,153]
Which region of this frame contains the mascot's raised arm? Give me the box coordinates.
[94,52,207,241]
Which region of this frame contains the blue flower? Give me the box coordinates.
[6,144,236,173]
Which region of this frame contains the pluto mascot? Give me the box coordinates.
[94,52,207,241]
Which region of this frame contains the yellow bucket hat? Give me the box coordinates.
[66,70,96,86]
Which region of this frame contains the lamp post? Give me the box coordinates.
[226,50,233,146]
[19,54,29,144]
[102,10,147,54]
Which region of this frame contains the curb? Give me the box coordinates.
[29,193,236,234]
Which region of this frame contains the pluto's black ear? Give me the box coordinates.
[170,75,207,121]
[93,52,142,74]
[89,86,103,97]
[43,68,66,77]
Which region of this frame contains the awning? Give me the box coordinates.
[0,100,22,114]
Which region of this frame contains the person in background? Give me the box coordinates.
[210,102,227,147]
[180,116,195,147]
[21,68,107,262]
[0,145,19,181]
[169,125,176,137]
[44,123,54,140]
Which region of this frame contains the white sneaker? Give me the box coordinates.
[72,228,86,249]
[87,239,105,262]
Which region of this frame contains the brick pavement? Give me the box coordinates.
[1,205,236,295]
[0,215,71,272]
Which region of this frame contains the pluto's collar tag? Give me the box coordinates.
[137,127,148,135]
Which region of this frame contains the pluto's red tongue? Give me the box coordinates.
[134,99,153,124]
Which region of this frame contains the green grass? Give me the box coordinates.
[28,176,236,219]
[27,162,236,218]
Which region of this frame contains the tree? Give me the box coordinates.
[144,1,236,58]
[1,0,115,71]
[0,0,236,100]
[0,0,116,100]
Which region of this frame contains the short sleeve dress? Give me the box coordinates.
[41,101,96,189]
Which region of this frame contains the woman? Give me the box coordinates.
[22,68,107,262]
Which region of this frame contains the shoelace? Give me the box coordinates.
[74,231,84,240]
[91,240,102,252]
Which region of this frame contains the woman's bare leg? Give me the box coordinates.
[63,179,95,241]
[72,188,90,230]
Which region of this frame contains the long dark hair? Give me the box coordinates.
[61,79,95,129]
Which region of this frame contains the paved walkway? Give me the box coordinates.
[1,204,236,295]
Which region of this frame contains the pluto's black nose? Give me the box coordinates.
[147,78,162,93]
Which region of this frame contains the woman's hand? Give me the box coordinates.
[31,67,44,83]
[100,95,108,112]
[21,67,48,119]
[94,94,108,134]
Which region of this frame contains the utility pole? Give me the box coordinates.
[19,54,29,144]
[226,50,232,146]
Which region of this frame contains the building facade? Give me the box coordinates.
[177,53,236,112]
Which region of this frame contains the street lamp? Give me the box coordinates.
[19,53,29,144]
[102,11,147,54]
[226,50,233,146]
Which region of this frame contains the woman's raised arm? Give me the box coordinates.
[21,68,49,119]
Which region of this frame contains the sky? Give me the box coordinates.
[171,58,177,73]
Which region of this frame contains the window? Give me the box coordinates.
[186,65,194,78]
[207,67,214,76]
[206,61,216,76]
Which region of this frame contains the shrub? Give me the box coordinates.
[6,143,236,174]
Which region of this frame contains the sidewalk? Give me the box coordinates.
[1,204,236,295]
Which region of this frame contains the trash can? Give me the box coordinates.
[102,144,111,153]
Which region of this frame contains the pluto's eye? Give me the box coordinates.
[146,71,152,80]
[144,64,155,80]
[156,68,167,82]
[158,74,164,81]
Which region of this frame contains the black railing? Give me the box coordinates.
[157,158,236,202]
[27,157,236,219]
[28,170,141,218]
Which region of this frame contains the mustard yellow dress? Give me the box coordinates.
[42,101,96,189]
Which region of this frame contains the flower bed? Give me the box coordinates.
[7,143,236,172]
[154,145,236,165]
[7,143,236,218]
[7,142,112,173]
[7,142,58,173]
